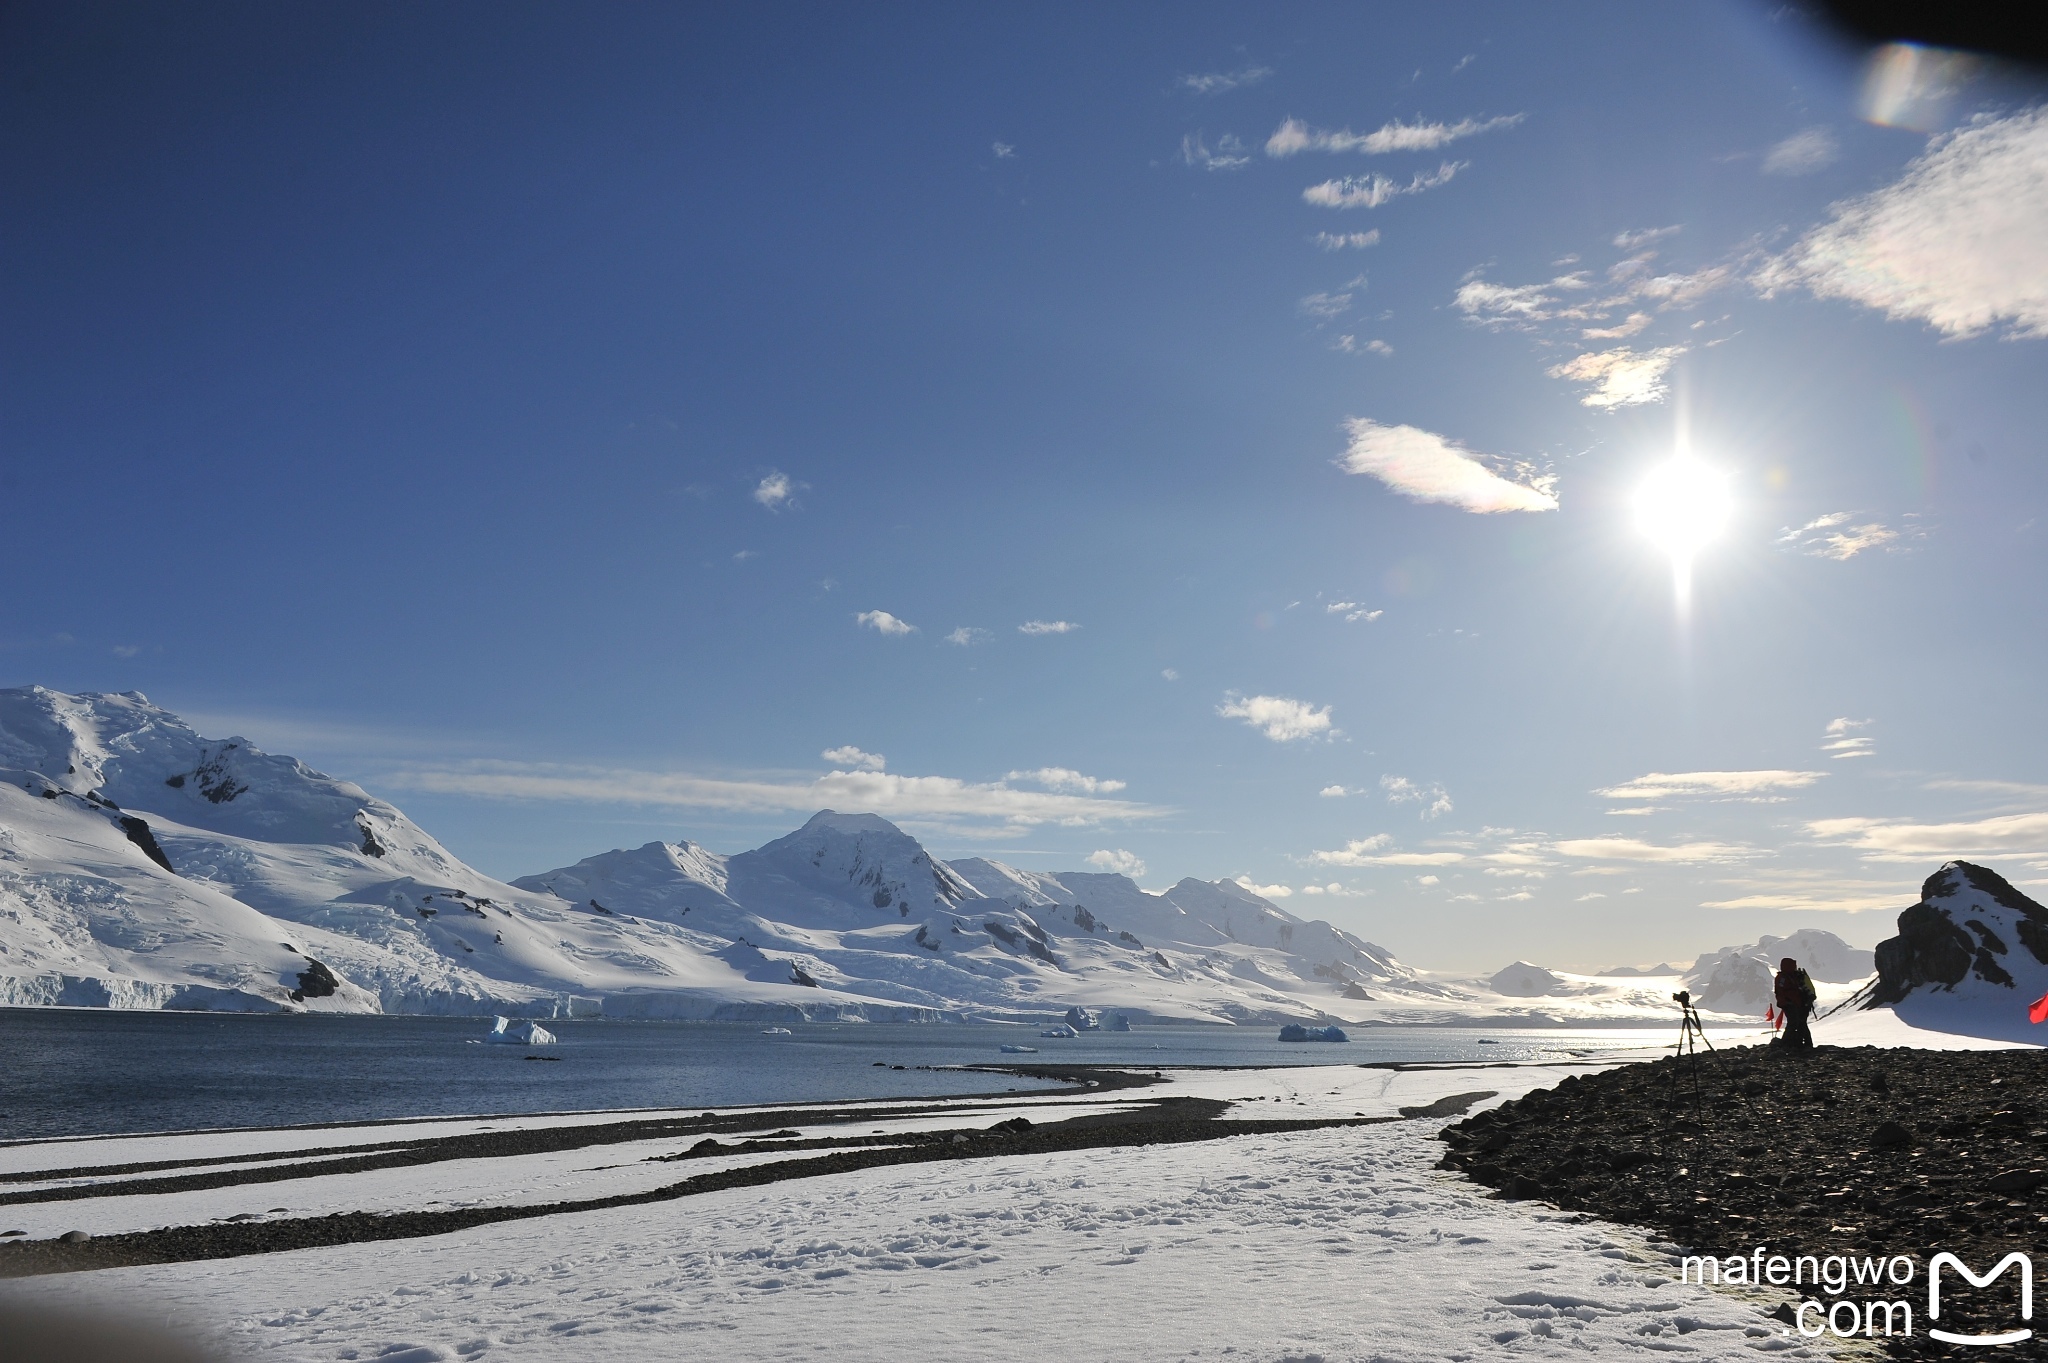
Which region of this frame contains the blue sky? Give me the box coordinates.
[6,4,2046,972]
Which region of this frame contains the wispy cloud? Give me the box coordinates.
[1324,601,1382,622]
[1266,114,1522,157]
[1381,774,1452,819]
[1330,335,1393,356]
[1310,834,1465,867]
[856,610,917,636]
[1320,784,1350,797]
[385,762,1160,828]
[1336,418,1558,514]
[1823,717,1874,759]
[1007,767,1126,794]
[1756,107,2048,339]
[1453,273,1593,325]
[1546,345,1685,408]
[1809,811,2048,861]
[992,141,1015,159]
[821,746,886,772]
[1614,226,1680,250]
[1314,230,1381,250]
[1181,66,1272,96]
[1554,837,1752,863]
[1598,770,1826,802]
[1018,620,1078,636]
[944,626,991,646]
[1233,877,1293,899]
[1298,290,1353,320]
[1778,513,1908,560]
[1302,161,1465,209]
[1218,693,1334,743]
[1179,132,1250,172]
[753,471,796,509]
[1763,127,1839,176]
[1086,847,1148,876]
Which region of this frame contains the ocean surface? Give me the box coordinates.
[0,1009,1709,1141]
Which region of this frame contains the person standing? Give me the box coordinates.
[1774,957,1817,1052]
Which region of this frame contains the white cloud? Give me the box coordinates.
[1554,837,1751,863]
[1597,770,1826,801]
[1179,132,1250,172]
[1778,513,1905,560]
[1336,418,1558,514]
[1181,66,1272,96]
[1086,848,1148,877]
[1314,230,1381,250]
[1298,291,1353,319]
[1823,716,1874,760]
[1233,877,1294,900]
[1323,600,1383,621]
[944,626,991,646]
[1546,345,1685,409]
[1266,114,1522,157]
[992,141,1015,159]
[1581,311,1651,340]
[1319,784,1350,797]
[1018,620,1078,636]
[386,762,1160,828]
[1311,835,1465,868]
[1381,774,1452,820]
[1809,811,2048,861]
[1613,226,1680,250]
[1302,161,1465,209]
[1756,108,2048,339]
[1160,668,1179,681]
[820,746,887,772]
[1699,889,1909,911]
[1218,693,1334,743]
[752,471,795,509]
[856,610,917,636]
[1007,767,1126,794]
[1363,339,1393,356]
[1453,273,1593,325]
[1763,127,1839,176]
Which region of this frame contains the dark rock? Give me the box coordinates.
[789,966,818,987]
[116,815,175,874]
[1871,1120,1914,1148]
[295,958,340,1000]
[1986,1170,2045,1193]
[58,1230,89,1244]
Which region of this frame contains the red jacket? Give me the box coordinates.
[1774,967,1816,1014]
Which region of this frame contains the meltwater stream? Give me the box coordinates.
[0,1009,1697,1141]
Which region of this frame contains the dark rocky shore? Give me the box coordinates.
[1438,1045,2048,1357]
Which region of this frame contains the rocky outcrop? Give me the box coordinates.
[1868,860,2048,1006]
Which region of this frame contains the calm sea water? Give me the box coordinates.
[0,1009,1694,1142]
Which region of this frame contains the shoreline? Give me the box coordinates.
[1438,1045,2048,1355]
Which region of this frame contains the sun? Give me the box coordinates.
[1634,455,1732,569]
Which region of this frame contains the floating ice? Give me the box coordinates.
[1277,1024,1348,1043]
[485,1016,557,1046]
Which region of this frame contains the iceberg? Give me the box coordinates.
[761,1026,793,1035]
[486,1016,558,1046]
[1277,1023,1348,1043]
[998,1044,1038,1053]
[1038,1024,1078,1038]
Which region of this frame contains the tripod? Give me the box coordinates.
[1667,992,1715,1120]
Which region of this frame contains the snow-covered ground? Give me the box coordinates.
[3,1062,1841,1362]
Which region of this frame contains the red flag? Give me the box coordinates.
[1765,1004,1775,1025]
[2029,991,2048,1025]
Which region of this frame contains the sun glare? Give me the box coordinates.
[1634,455,1731,602]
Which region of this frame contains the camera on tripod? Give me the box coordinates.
[1672,990,1690,1006]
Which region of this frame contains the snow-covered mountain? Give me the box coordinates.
[0,686,1917,1030]
[0,688,1435,1022]
[1858,861,2048,1042]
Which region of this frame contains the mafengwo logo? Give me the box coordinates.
[1680,1246,2034,1343]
